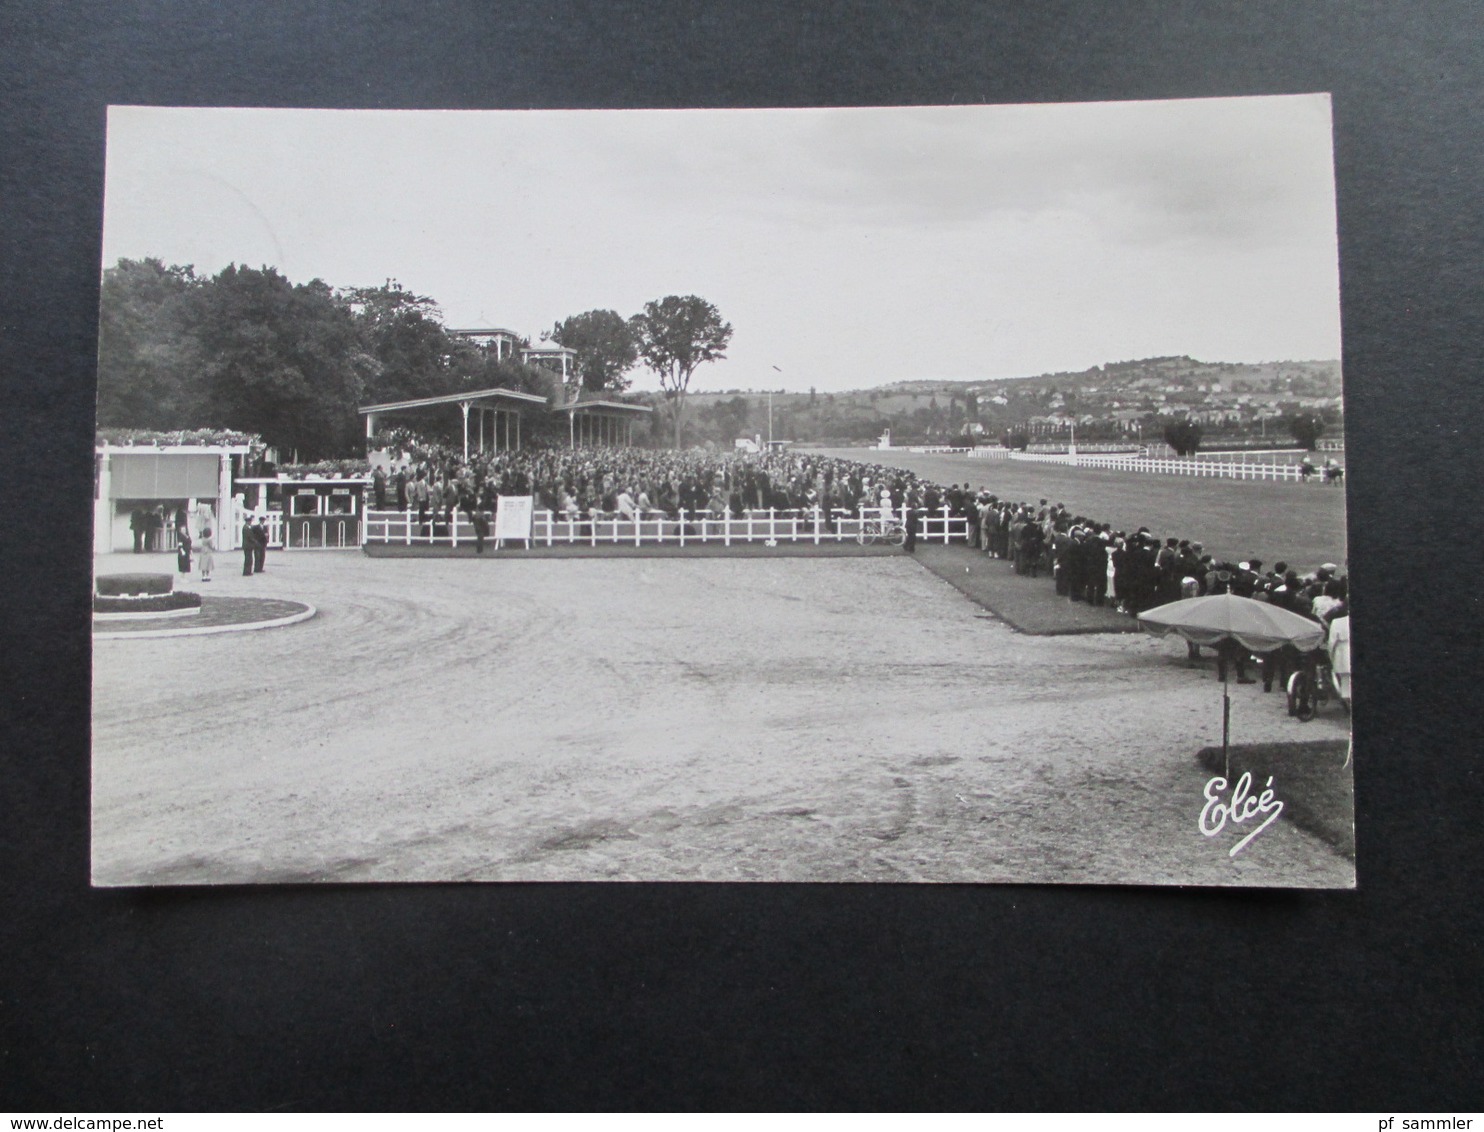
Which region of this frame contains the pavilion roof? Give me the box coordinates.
[359,386,548,414]
[559,399,653,415]
[447,327,522,338]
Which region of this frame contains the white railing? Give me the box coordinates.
[906,445,972,454]
[1005,451,1309,481]
[278,517,358,550]
[965,448,1012,460]
[363,506,970,548]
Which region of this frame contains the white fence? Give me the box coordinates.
[365,506,969,548]
[965,447,1012,460]
[1005,451,1314,481]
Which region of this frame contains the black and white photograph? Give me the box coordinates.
[90,96,1353,888]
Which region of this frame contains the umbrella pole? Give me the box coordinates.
[1222,665,1231,780]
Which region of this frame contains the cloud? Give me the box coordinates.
[560,97,1335,252]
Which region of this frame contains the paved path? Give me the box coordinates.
[913,544,1138,635]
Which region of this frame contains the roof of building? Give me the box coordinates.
[447,327,523,339]
[559,399,653,415]
[359,386,548,414]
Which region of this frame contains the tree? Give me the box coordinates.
[708,395,750,442]
[193,265,372,459]
[1288,412,1326,451]
[342,281,451,404]
[96,258,207,428]
[1163,417,1205,457]
[550,309,639,395]
[630,295,733,447]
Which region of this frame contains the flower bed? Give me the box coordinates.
[94,590,202,616]
[95,572,174,597]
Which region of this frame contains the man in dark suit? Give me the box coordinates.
[252,515,268,573]
[242,516,256,576]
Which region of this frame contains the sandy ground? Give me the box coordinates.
[92,550,1354,887]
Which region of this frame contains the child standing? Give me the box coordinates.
[197,527,215,582]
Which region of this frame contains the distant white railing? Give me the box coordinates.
[906,445,972,454]
[1005,451,1313,481]
[965,448,1012,460]
[363,506,969,547]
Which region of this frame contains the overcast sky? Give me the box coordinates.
[102,96,1341,395]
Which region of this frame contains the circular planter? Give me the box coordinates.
[95,572,175,597]
[95,604,202,622]
[93,590,202,615]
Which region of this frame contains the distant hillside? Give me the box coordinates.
[673,356,1342,447]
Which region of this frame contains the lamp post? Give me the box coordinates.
[769,366,782,448]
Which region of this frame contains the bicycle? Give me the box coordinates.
[856,515,907,547]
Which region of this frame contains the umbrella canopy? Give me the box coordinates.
[1138,592,1326,653]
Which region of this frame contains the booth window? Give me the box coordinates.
[289,492,321,516]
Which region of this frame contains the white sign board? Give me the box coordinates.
[494,495,533,547]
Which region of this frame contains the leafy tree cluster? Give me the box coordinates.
[1287,412,1326,451]
[96,260,554,460]
[99,258,739,455]
[553,296,734,447]
[1163,418,1205,456]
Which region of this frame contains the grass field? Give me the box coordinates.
[815,447,1348,570]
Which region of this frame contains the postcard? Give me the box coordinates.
[91,98,1353,886]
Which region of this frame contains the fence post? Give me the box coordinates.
[813,506,821,545]
[405,508,412,546]
[941,504,951,544]
[769,507,776,542]
[679,508,686,548]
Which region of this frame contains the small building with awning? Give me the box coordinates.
[359,386,549,460]
[93,439,251,554]
[559,398,653,447]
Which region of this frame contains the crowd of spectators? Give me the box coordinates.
[368,442,961,534]
[969,493,1349,690]
[367,439,1349,690]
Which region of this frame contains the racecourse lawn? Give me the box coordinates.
[812,447,1349,571]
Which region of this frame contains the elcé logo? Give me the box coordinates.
[1199,773,1284,857]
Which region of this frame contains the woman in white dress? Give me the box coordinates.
[1326,615,1351,705]
[196,526,216,582]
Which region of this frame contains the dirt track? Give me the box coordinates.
[92,550,1354,887]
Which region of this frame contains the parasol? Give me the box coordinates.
[1138,593,1327,775]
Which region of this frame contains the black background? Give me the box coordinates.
[3,0,1481,1111]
